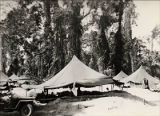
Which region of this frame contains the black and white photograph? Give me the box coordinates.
[0,0,160,116]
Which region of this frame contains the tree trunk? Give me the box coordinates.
[113,0,124,74]
[123,2,134,73]
[100,29,110,69]
[44,0,51,35]
[129,51,134,72]
[0,36,2,71]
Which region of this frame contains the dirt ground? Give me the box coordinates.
[0,90,159,116]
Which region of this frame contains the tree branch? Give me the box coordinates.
[81,8,92,20]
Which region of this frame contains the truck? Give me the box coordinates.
[0,88,46,116]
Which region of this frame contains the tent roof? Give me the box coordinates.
[38,56,113,89]
[121,66,160,84]
[113,71,128,81]
[9,74,20,81]
[0,71,8,86]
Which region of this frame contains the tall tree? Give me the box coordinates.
[123,0,137,73]
[67,0,83,60]
[113,0,124,74]
[53,15,66,74]
[2,1,45,78]
[63,0,95,61]
[96,2,116,72]
[151,25,160,52]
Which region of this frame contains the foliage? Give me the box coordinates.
[1,0,159,81]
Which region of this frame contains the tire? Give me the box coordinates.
[20,104,33,116]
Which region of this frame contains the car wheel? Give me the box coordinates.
[20,104,33,116]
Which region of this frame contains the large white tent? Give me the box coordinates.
[113,71,128,82]
[0,71,8,86]
[121,66,160,88]
[37,56,113,89]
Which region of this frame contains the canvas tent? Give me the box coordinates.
[121,66,160,89]
[156,83,160,90]
[9,74,20,81]
[10,74,32,84]
[9,74,29,81]
[37,56,113,89]
[113,71,128,82]
[0,71,8,86]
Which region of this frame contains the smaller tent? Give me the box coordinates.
[9,74,37,90]
[121,66,160,89]
[9,74,29,81]
[9,74,20,81]
[10,74,32,84]
[113,71,128,82]
[0,71,8,86]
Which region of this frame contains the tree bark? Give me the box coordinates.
[0,35,2,71]
[44,0,51,36]
[113,0,124,74]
